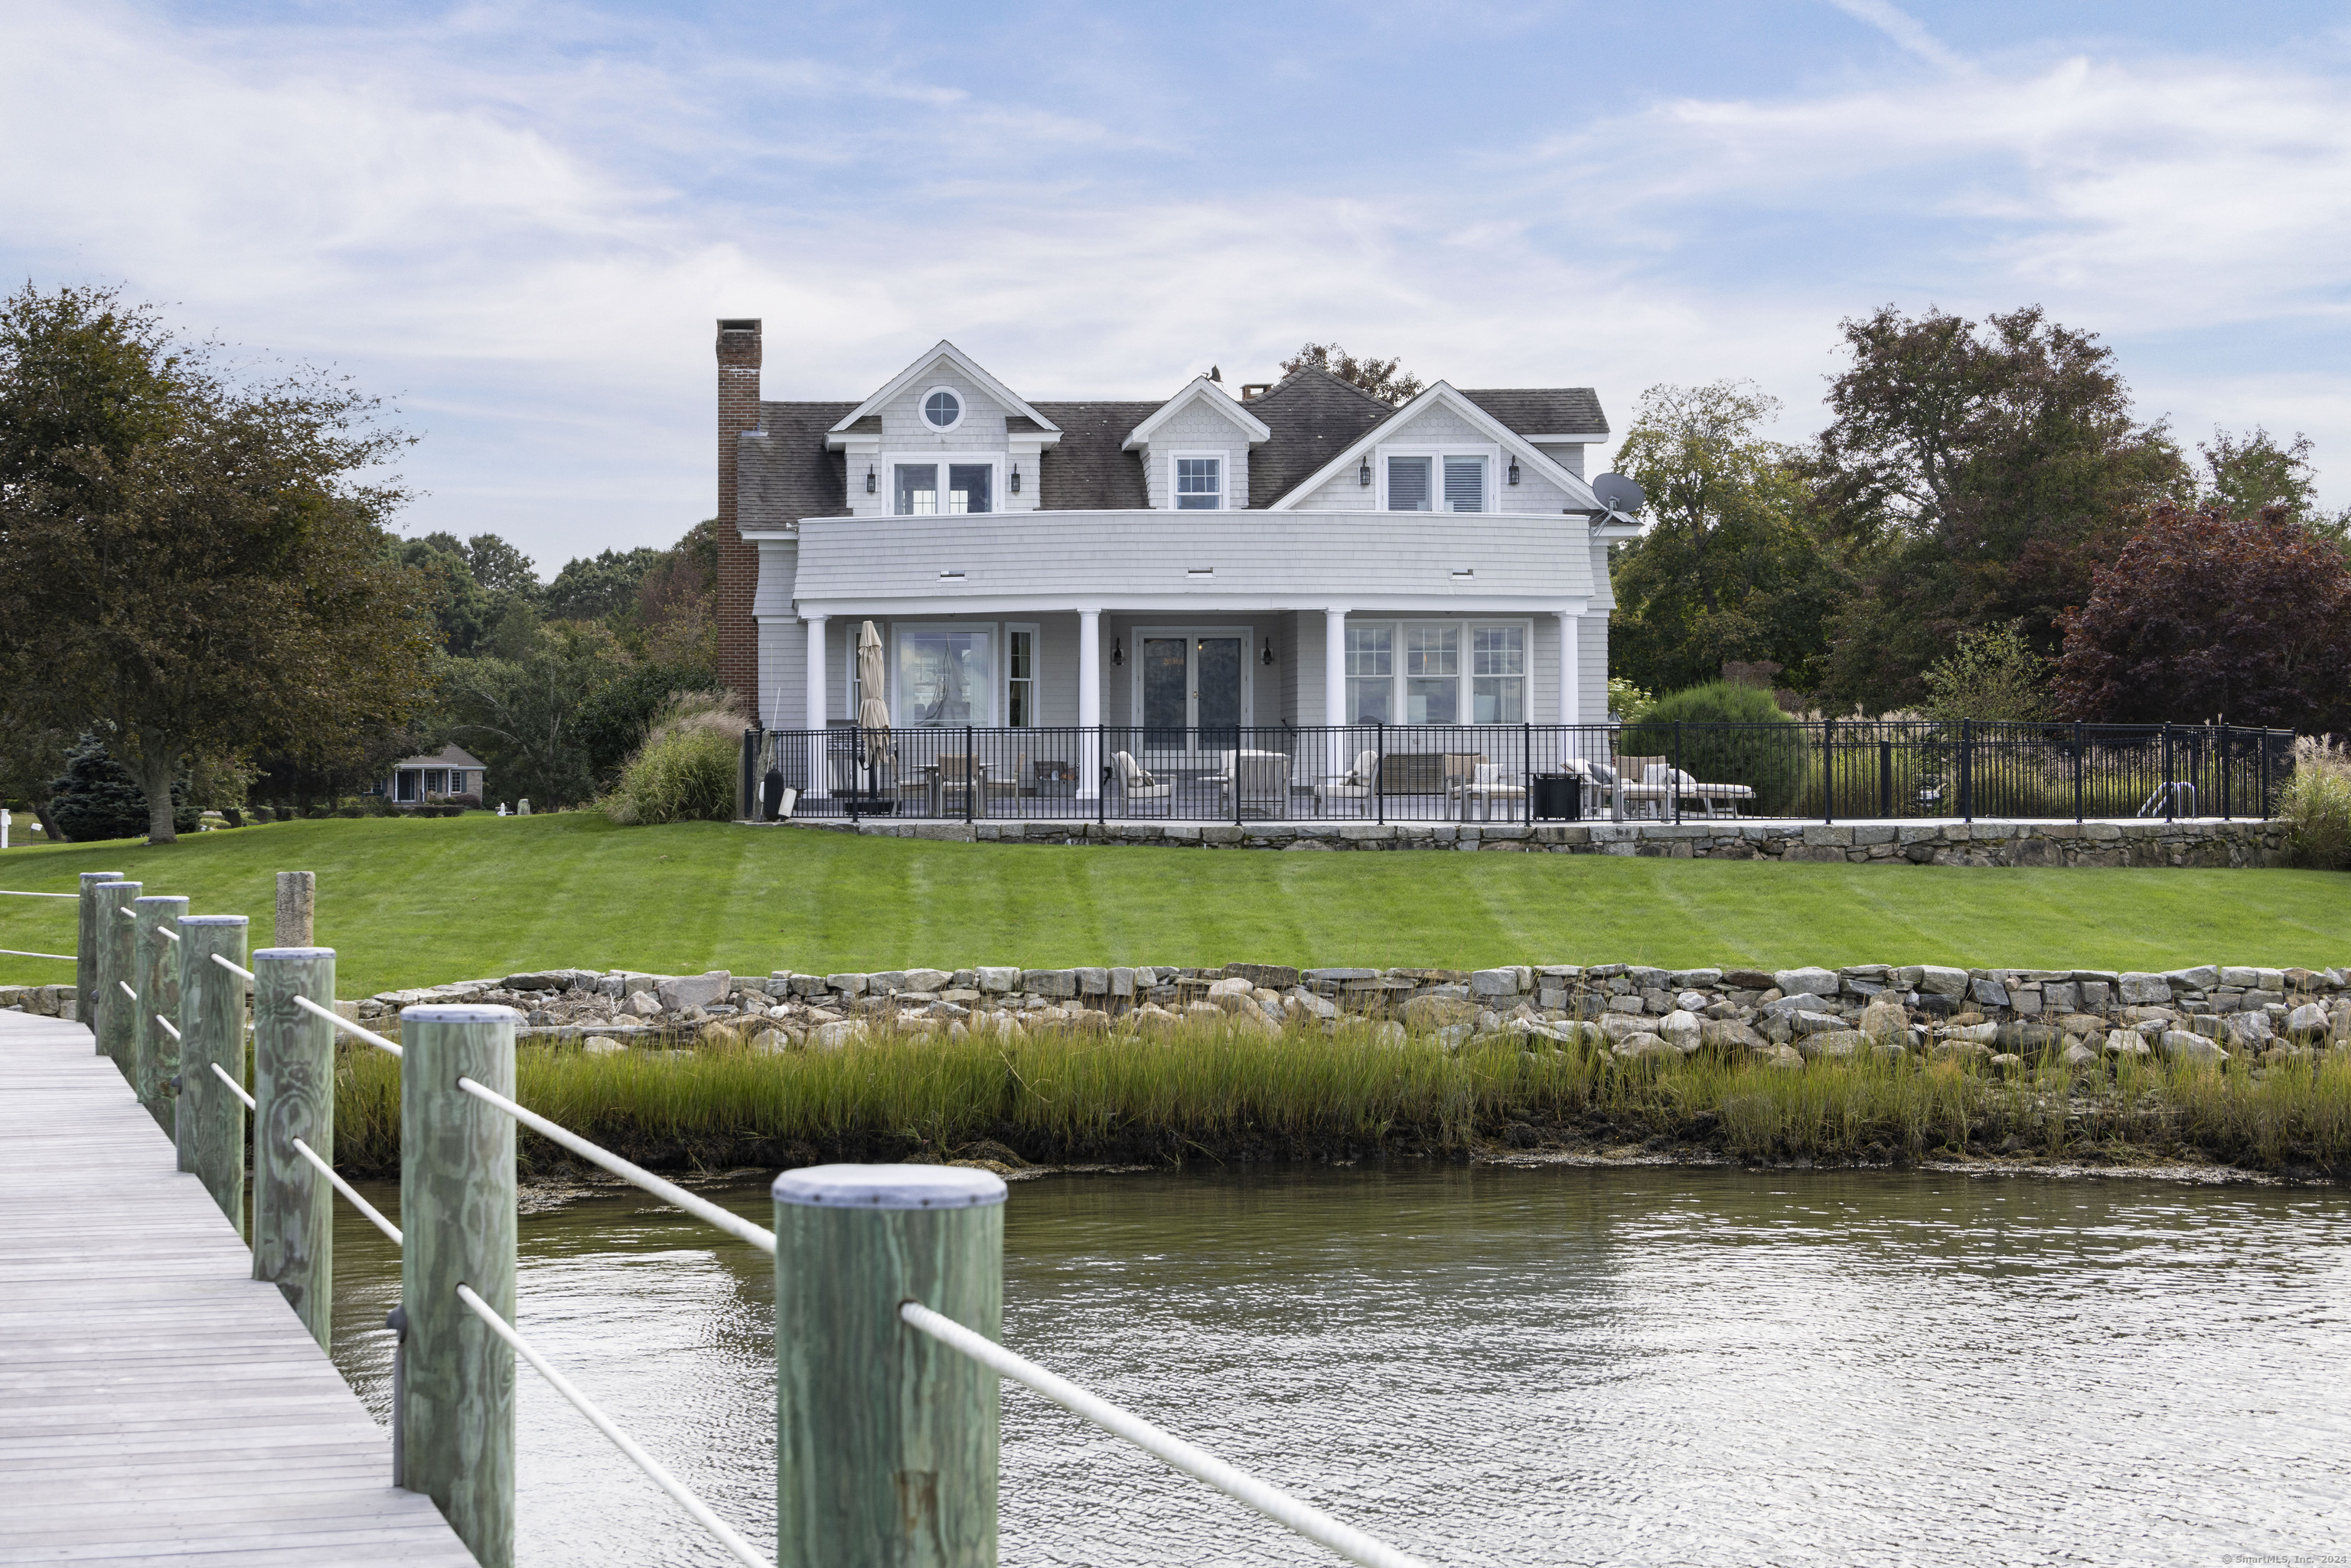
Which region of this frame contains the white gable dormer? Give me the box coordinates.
[1267,381,1604,517]
[1123,376,1270,510]
[827,340,1061,517]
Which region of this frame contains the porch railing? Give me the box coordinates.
[739,720,2296,826]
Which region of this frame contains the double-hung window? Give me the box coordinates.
[1343,620,1528,725]
[1404,627,1459,724]
[1174,455,1222,510]
[1006,625,1036,727]
[1471,626,1524,722]
[893,462,994,516]
[1345,627,1393,723]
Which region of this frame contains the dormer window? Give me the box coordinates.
[1174,455,1223,510]
[921,387,964,431]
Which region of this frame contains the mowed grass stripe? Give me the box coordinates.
[0,813,2342,996]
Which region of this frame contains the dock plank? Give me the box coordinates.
[0,1012,475,1567]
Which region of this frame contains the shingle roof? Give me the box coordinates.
[1028,402,1154,510]
[392,743,486,771]
[739,376,1607,523]
[1457,389,1609,436]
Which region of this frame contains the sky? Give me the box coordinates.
[7,0,2351,575]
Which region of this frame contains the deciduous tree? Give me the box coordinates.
[1278,343,1424,406]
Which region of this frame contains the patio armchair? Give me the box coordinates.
[1110,750,1172,816]
[1312,748,1381,817]
[1452,761,1529,821]
[1211,749,1293,817]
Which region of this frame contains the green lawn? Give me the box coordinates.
[0,814,2343,997]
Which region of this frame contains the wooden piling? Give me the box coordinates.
[90,880,142,1069]
[400,1005,518,1568]
[252,947,335,1351]
[74,872,124,1026]
[772,1164,1006,1568]
[178,915,249,1229]
[275,871,315,947]
[131,895,187,1135]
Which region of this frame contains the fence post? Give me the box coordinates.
[400,1005,519,1568]
[2163,723,2174,823]
[741,728,758,821]
[253,947,336,1351]
[2074,722,2084,823]
[1523,721,1532,826]
[2261,729,2274,819]
[1672,722,1684,826]
[1821,719,1834,825]
[131,895,188,1134]
[75,871,125,1028]
[178,915,249,1227]
[1959,720,1972,823]
[1375,722,1384,825]
[91,879,142,1068]
[274,872,315,947]
[773,1164,1006,1568]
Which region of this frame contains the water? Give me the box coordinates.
[331,1165,2351,1566]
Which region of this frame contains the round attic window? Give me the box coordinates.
[921,387,964,431]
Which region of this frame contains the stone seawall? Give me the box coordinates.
[780,817,2286,868]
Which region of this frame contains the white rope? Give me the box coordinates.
[0,889,77,899]
[453,1283,766,1568]
[210,1060,256,1110]
[155,925,180,943]
[119,980,137,1002]
[453,1076,776,1256]
[154,1015,180,1042]
[292,993,403,1058]
[289,1136,401,1245]
[901,1302,1430,1568]
[119,905,137,920]
[0,947,73,960]
[210,952,255,981]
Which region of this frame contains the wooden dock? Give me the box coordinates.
[0,1011,476,1566]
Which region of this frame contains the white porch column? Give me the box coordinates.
[1077,608,1102,799]
[803,614,829,797]
[1322,608,1348,730]
[1558,605,1581,745]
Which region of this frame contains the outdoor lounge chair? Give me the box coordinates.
[1211,749,1293,817]
[1451,761,1528,821]
[1111,750,1172,816]
[1312,749,1380,817]
[1609,755,1757,820]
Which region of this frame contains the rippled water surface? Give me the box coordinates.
[331,1165,2351,1566]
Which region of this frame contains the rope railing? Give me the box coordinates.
[900,1302,1429,1568]
[118,980,136,1002]
[292,993,403,1058]
[210,951,255,982]
[209,1060,256,1111]
[452,1074,776,1254]
[0,947,74,961]
[0,888,80,958]
[154,1015,179,1042]
[455,1283,767,1568]
[289,1136,402,1245]
[0,889,77,898]
[155,924,179,943]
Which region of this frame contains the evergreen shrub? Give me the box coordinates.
[1622,680,1806,815]
[47,738,197,841]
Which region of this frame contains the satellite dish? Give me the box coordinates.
[1591,473,1645,523]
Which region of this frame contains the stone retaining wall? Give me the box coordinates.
[781,817,2286,868]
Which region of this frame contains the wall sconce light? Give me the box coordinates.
[1110,637,1124,667]
[1261,637,1276,667]
[865,465,876,494]
[1010,463,1022,496]
[1358,457,1372,487]
[1508,457,1521,486]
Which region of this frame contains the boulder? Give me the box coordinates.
[1988,1052,2025,1074]
[824,973,868,996]
[2164,965,2222,993]
[2102,1030,2151,1060]
[698,1022,742,1048]
[1798,1029,1877,1061]
[1773,967,1839,999]
[1945,1022,2001,1044]
[2222,1012,2274,1050]
[1469,968,1523,999]
[903,968,953,993]
[1789,1010,1848,1036]
[1402,994,1477,1031]
[657,971,731,1012]
[1023,969,1078,999]
[581,1037,626,1056]
[975,967,1019,993]
[2157,1030,2226,1067]
[2117,973,2171,1006]
[1858,1001,1909,1042]
[1656,1009,1703,1051]
[1929,1039,1992,1063]
[1699,1019,1765,1052]
[2059,1041,2100,1071]
[1916,965,1971,997]
[506,968,598,993]
[1759,992,1834,1018]
[1759,1044,1805,1070]
[2286,1002,2331,1038]
[1612,1033,1678,1061]
[812,1020,866,1051]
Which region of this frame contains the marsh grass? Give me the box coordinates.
[326,1018,2351,1178]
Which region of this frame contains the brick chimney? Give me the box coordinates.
[715,318,762,719]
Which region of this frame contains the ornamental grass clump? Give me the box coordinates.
[2278,735,2351,870]
[602,693,743,826]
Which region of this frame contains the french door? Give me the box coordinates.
[1137,629,1247,756]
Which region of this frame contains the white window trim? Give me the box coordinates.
[885,455,1006,516]
[1168,450,1228,510]
[918,385,967,433]
[889,621,998,728]
[1375,443,1502,513]
[1342,616,1534,725]
[1005,621,1040,727]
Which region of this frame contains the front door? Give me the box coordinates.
[1138,631,1247,755]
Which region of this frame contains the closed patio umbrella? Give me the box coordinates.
[856,621,890,794]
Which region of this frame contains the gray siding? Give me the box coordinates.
[1136,401,1254,510]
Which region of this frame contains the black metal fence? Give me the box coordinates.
[739,720,2296,826]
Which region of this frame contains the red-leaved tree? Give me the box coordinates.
[2054,504,2351,731]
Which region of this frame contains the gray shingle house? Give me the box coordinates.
[713,322,1626,800]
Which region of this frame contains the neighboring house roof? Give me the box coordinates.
[827,340,1062,438]
[1456,389,1609,438]
[391,744,486,771]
